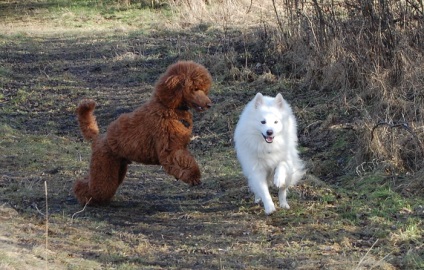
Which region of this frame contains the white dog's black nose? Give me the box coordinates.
[266,130,273,136]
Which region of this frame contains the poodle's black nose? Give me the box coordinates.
[207,103,212,108]
[266,130,273,136]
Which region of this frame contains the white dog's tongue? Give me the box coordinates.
[265,136,273,143]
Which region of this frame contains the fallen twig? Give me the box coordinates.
[355,239,379,270]
[71,198,92,222]
[44,181,48,270]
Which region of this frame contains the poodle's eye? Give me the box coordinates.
[261,120,266,124]
[274,120,278,124]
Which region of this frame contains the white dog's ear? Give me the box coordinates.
[275,93,284,109]
[254,93,264,109]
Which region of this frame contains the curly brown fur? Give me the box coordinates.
[76,100,99,141]
[74,61,212,205]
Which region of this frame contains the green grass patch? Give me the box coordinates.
[0,124,88,173]
[336,173,423,246]
[0,0,168,33]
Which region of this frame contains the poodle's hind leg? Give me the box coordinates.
[118,159,130,185]
[73,144,129,205]
[73,177,93,205]
[161,149,201,185]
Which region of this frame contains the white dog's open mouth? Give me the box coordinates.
[262,134,274,143]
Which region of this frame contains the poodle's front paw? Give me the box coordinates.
[190,178,201,186]
[174,166,202,186]
[179,176,201,186]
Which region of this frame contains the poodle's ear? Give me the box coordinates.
[164,75,183,89]
[275,93,285,109]
[155,73,184,109]
[254,92,264,109]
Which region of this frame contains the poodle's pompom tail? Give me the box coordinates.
[76,99,99,141]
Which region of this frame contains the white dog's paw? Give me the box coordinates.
[279,201,290,209]
[274,175,287,188]
[264,204,276,215]
[279,191,291,209]
[274,164,288,188]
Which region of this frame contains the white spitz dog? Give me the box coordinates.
[234,93,305,215]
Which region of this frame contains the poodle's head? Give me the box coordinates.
[154,61,212,111]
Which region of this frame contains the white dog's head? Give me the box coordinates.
[253,93,286,144]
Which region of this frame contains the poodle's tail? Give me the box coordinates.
[76,99,99,141]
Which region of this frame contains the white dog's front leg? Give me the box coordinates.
[278,187,290,209]
[274,162,290,188]
[248,174,276,215]
[263,199,276,215]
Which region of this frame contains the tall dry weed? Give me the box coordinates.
[292,0,424,174]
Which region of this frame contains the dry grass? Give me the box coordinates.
[0,0,423,269]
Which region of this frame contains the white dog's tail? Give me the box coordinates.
[76,99,99,141]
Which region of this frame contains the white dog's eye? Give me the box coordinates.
[274,121,278,124]
[261,120,266,124]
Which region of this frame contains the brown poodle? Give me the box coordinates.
[74,61,212,205]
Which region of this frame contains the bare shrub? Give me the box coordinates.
[269,0,424,172]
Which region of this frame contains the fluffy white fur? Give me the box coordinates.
[234,93,305,215]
